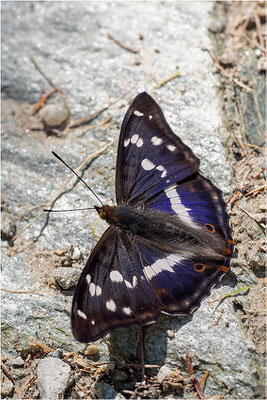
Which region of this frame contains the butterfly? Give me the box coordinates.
[71,92,234,343]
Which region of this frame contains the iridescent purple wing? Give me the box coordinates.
[116,92,200,205]
[71,227,160,343]
[144,172,233,251]
[136,237,230,316]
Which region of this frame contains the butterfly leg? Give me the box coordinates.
[136,326,148,385]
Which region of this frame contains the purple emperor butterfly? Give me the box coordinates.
[71,92,234,343]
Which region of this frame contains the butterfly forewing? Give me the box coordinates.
[145,172,233,251]
[116,92,200,205]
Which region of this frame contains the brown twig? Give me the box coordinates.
[107,33,139,54]
[70,90,130,129]
[12,139,117,241]
[236,202,266,230]
[1,287,42,294]
[1,361,14,382]
[228,191,243,207]
[200,370,210,388]
[18,384,22,399]
[185,354,206,399]
[245,185,266,197]
[253,168,266,180]
[213,308,224,327]
[232,130,247,157]
[152,71,180,90]
[77,115,112,137]
[239,135,266,166]
[204,49,254,92]
[254,12,265,48]
[245,143,265,150]
[28,339,56,353]
[69,107,108,129]
[31,88,58,115]
[30,55,70,122]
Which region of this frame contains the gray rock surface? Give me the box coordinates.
[54,266,81,290]
[37,358,72,399]
[1,2,260,398]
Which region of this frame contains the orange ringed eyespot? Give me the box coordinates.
[219,265,230,273]
[204,223,216,233]
[194,263,206,272]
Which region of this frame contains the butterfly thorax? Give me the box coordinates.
[95,204,228,261]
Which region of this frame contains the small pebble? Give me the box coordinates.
[167,329,175,339]
[11,356,24,367]
[71,246,81,260]
[54,267,81,290]
[1,213,16,242]
[53,349,63,358]
[37,357,72,399]
[54,248,65,256]
[1,380,14,397]
[39,104,68,127]
[157,365,172,383]
[84,345,99,356]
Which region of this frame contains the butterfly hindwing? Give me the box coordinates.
[136,237,230,315]
[71,226,160,343]
[116,92,200,206]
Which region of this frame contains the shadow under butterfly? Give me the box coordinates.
[71,92,234,344]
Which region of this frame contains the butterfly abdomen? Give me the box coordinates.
[96,204,229,261]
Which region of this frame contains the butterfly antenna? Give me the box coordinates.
[52,151,104,206]
[44,207,95,213]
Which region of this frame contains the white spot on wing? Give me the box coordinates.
[141,159,155,170]
[136,138,144,147]
[95,286,102,296]
[123,307,132,315]
[151,136,162,146]
[134,110,144,117]
[167,144,176,152]
[86,274,91,284]
[110,270,123,282]
[133,276,138,288]
[156,165,167,178]
[106,299,116,311]
[148,115,153,120]
[124,138,130,147]
[91,319,95,325]
[125,280,133,289]
[125,276,138,288]
[89,282,102,296]
[77,310,87,320]
[131,134,139,144]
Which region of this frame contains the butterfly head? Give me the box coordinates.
[94,205,116,225]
